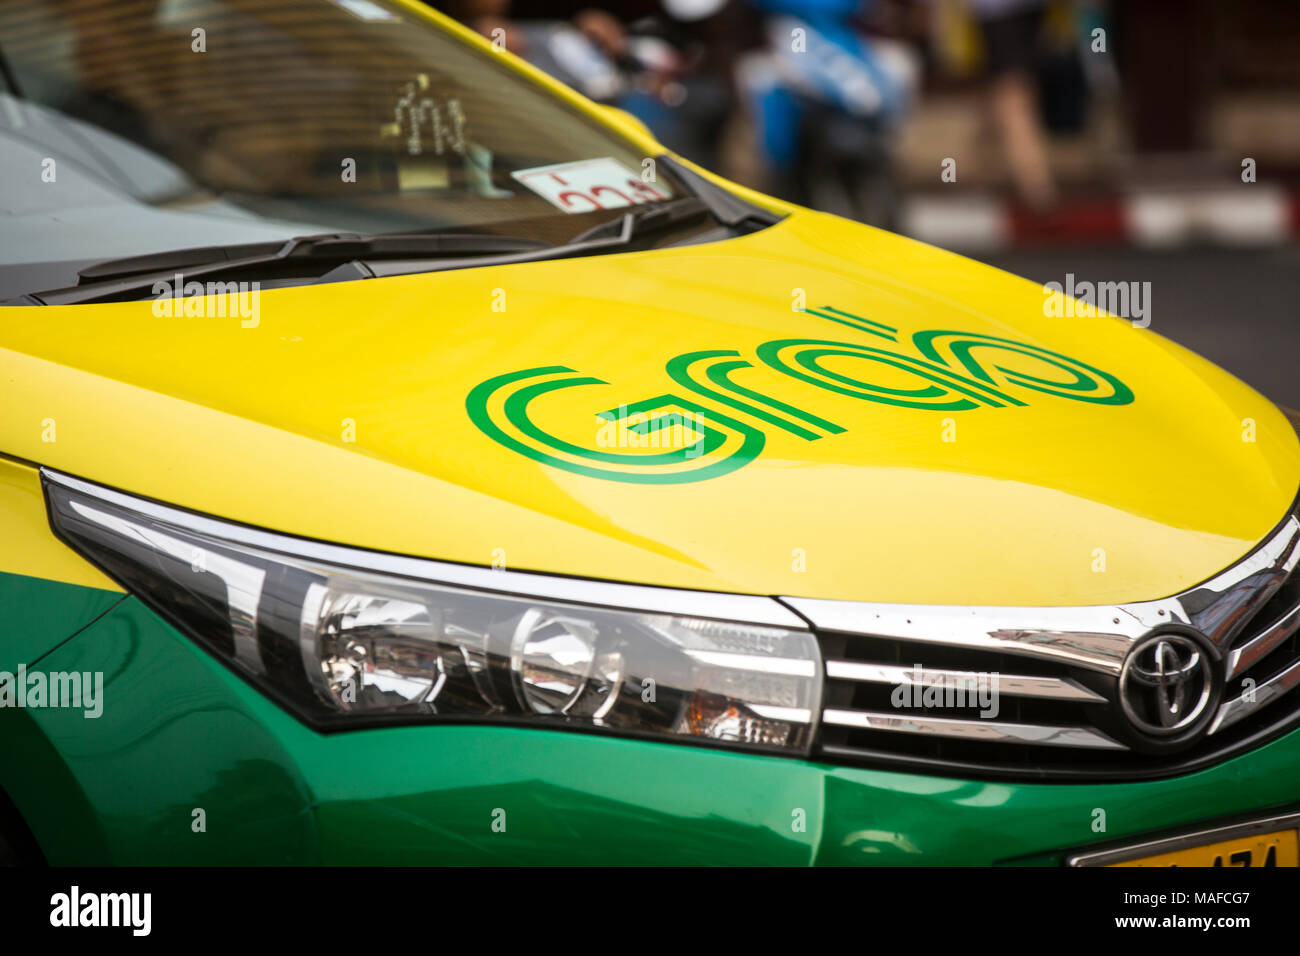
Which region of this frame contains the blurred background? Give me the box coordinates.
[428,0,1300,407]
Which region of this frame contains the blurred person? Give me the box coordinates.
[429,2,638,118]
[434,0,519,47]
[431,1,745,170]
[969,0,1058,209]
[608,0,752,171]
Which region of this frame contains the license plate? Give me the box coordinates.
[1068,812,1300,867]
[1108,829,1298,867]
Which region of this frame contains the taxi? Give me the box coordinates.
[1,0,1298,865]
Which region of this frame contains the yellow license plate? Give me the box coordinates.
[1109,829,1299,867]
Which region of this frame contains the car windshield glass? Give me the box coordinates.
[0,0,686,284]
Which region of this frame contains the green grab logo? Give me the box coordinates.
[465,305,1135,484]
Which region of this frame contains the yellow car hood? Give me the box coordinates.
[3,209,1297,606]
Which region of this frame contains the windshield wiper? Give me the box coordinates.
[7,231,553,305]
[566,196,710,244]
[77,231,550,284]
[9,213,706,306]
[55,195,713,294]
[7,159,782,306]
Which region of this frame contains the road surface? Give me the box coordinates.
[982,244,1300,409]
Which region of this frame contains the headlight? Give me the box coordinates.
[43,470,820,755]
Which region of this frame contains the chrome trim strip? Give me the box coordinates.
[821,708,1124,749]
[1227,603,1300,678]
[783,599,1143,673]
[782,510,1300,674]
[1183,518,1300,646]
[824,660,1106,702]
[1210,656,1300,734]
[1066,811,1300,866]
[41,469,806,629]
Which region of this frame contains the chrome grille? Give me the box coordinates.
[788,498,1300,781]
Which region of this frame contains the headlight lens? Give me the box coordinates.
[44,471,820,755]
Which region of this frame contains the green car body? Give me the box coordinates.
[0,570,1295,865]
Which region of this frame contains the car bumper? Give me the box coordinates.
[2,577,1297,866]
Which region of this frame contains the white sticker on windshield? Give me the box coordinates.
[512,158,670,213]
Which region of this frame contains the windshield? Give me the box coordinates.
[0,0,689,294]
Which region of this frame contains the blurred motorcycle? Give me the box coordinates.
[739,0,917,228]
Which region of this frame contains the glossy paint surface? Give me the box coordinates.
[1,209,1297,606]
